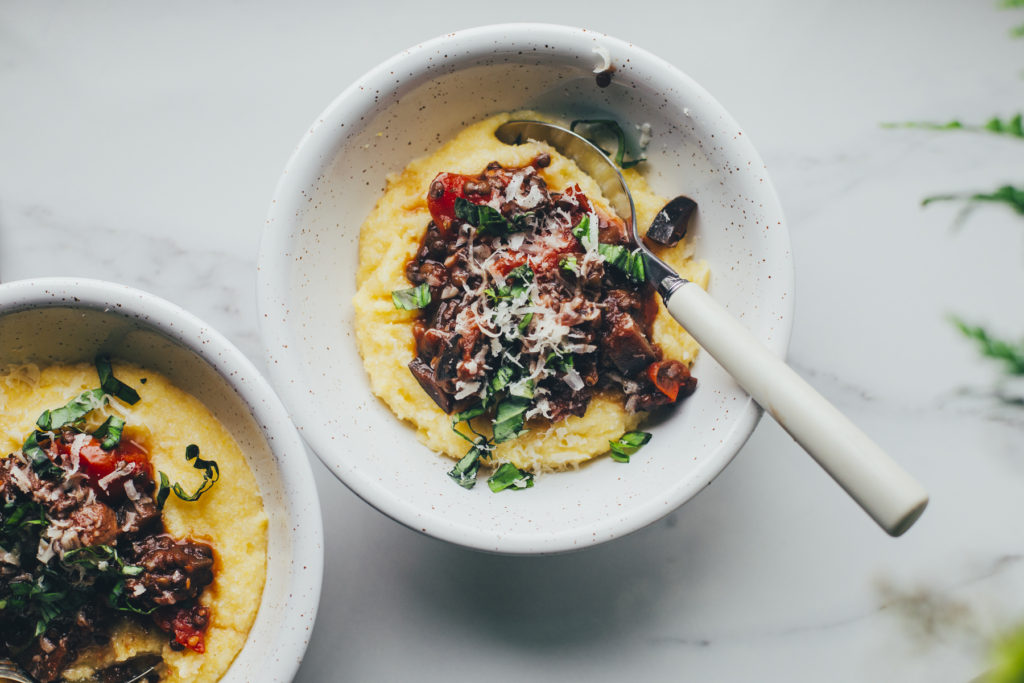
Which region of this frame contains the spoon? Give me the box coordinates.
[496,119,928,536]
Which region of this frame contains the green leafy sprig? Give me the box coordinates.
[922,185,1024,219]
[952,317,1024,375]
[883,114,1024,139]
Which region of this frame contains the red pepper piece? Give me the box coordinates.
[646,360,696,403]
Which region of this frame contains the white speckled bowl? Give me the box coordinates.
[258,24,792,554]
[0,278,322,681]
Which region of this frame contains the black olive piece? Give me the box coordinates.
[646,195,697,247]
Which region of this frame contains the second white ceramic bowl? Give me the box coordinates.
[258,24,793,554]
[0,278,323,681]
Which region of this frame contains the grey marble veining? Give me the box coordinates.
[2,1,1022,680]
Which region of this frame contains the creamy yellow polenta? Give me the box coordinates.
[0,361,267,683]
[353,112,710,471]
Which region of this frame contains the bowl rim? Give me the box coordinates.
[259,22,794,554]
[0,276,324,680]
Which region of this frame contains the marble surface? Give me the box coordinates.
[2,1,1022,680]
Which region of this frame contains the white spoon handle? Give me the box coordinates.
[665,281,928,536]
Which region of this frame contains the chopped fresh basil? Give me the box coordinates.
[518,311,533,333]
[455,197,525,235]
[448,438,490,489]
[155,444,219,509]
[559,255,578,271]
[487,462,535,492]
[452,403,487,425]
[507,264,534,284]
[490,366,515,394]
[108,578,157,615]
[35,388,105,431]
[63,545,139,577]
[508,378,535,400]
[95,356,141,405]
[92,415,126,450]
[569,119,647,169]
[608,430,652,463]
[546,352,574,373]
[599,243,647,282]
[492,395,530,443]
[572,215,597,249]
[391,283,432,310]
[0,500,47,547]
[21,431,64,480]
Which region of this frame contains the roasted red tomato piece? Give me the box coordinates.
[427,172,492,233]
[59,436,152,501]
[154,603,211,654]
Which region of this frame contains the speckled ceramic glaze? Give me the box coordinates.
[0,278,323,681]
[258,24,793,554]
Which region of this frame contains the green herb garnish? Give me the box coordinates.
[569,119,646,169]
[0,500,47,548]
[21,431,64,480]
[491,395,531,443]
[391,283,432,310]
[922,184,1024,217]
[155,444,219,509]
[95,356,141,405]
[35,388,105,431]
[571,215,597,249]
[92,415,126,450]
[454,197,529,236]
[883,114,1024,139]
[599,243,647,282]
[490,366,515,394]
[608,431,652,463]
[559,256,578,271]
[952,317,1024,375]
[487,462,535,492]
[448,437,491,489]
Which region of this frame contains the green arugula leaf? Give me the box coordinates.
[487,462,535,492]
[391,283,432,310]
[608,431,652,463]
[95,356,141,405]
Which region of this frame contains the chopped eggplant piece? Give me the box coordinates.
[408,357,453,413]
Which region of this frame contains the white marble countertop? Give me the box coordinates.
[3,1,1023,680]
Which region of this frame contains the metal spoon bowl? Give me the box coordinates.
[496,119,928,536]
